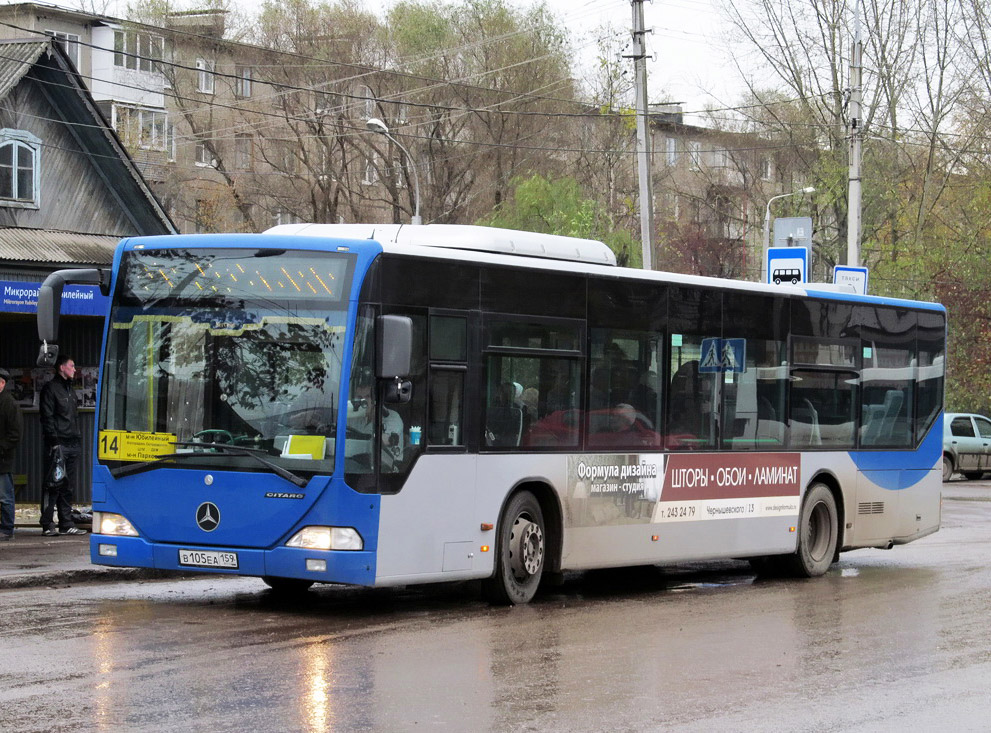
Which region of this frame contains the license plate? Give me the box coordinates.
[178,549,239,569]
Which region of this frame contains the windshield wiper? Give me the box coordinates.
[109,441,308,488]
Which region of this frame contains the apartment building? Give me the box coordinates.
[646,104,795,279]
[0,2,413,232]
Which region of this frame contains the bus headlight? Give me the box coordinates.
[286,526,363,551]
[93,512,139,537]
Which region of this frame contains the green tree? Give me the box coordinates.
[479,174,640,267]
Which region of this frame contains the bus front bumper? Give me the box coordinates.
[90,534,376,586]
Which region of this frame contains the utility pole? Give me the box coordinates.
[631,0,654,270]
[846,0,863,267]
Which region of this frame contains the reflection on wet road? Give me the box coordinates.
[2,484,991,732]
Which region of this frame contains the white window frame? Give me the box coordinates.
[362,153,378,185]
[358,85,375,118]
[314,89,336,115]
[666,137,677,166]
[196,58,215,94]
[114,105,171,153]
[760,157,773,181]
[689,141,702,171]
[195,140,215,168]
[235,66,252,98]
[113,29,163,73]
[45,30,80,68]
[271,208,299,228]
[0,129,41,209]
[234,133,253,171]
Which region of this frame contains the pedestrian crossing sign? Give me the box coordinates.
[698,338,746,373]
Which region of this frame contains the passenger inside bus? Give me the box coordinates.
[486,381,526,447]
[667,360,713,448]
[345,374,404,471]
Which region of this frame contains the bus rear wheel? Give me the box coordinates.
[483,490,545,605]
[786,483,838,577]
[263,576,314,594]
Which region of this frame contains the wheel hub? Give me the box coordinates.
[509,516,544,579]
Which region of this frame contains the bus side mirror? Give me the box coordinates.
[376,315,413,379]
[36,268,109,366]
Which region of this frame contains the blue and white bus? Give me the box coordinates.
[36,224,946,603]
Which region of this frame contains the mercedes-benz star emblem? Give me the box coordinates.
[196,502,220,532]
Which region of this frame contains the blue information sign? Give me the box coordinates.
[766,246,809,285]
[699,337,746,373]
[0,280,109,316]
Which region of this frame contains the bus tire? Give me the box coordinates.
[483,490,545,605]
[262,576,314,594]
[786,482,838,577]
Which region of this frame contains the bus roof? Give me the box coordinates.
[160,224,941,314]
[264,223,618,267]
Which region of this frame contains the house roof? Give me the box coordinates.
[0,37,45,99]
[0,227,119,264]
[0,38,175,236]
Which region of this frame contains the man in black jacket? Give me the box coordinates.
[39,355,86,536]
[0,367,23,541]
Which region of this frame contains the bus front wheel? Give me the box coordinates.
[787,483,839,577]
[483,491,545,605]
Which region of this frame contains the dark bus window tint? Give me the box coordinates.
[950,416,974,438]
[487,320,582,352]
[344,309,378,485]
[667,336,718,450]
[791,300,856,339]
[430,316,467,361]
[722,339,788,450]
[377,310,427,476]
[792,337,858,367]
[790,369,858,448]
[380,256,479,309]
[721,293,788,450]
[587,328,663,450]
[861,346,914,447]
[486,355,581,449]
[916,310,945,441]
[861,308,916,448]
[429,370,464,445]
[481,266,585,318]
[668,286,720,334]
[588,278,666,330]
[722,292,788,340]
[666,287,720,450]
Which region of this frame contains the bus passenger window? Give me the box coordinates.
[667,338,717,450]
[429,370,463,445]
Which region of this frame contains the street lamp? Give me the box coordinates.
[365,117,422,225]
[761,186,815,281]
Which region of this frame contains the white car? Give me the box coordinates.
[943,413,991,481]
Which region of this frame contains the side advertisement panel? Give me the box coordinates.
[566,453,801,528]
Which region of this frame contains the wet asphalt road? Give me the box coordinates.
[2,482,991,733]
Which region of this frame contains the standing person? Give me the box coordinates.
[0,367,23,541]
[39,355,86,536]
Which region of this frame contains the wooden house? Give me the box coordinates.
[0,37,175,504]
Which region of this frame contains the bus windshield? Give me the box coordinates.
[98,247,355,475]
